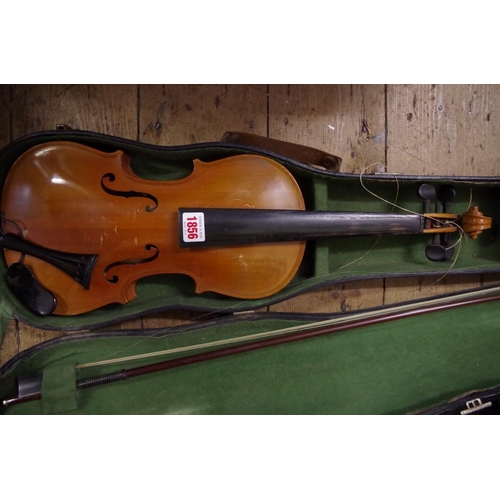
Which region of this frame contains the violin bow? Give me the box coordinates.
[4,285,500,408]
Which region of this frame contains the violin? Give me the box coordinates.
[0,142,492,316]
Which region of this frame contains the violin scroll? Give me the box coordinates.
[459,206,492,239]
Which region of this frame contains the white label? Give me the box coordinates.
[182,212,205,243]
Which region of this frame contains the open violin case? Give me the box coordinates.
[1,129,500,414]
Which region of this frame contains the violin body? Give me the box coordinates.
[1,142,305,315]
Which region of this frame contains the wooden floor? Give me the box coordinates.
[1,84,500,366]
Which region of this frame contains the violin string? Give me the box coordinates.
[412,188,477,287]
[336,162,396,271]
[355,160,470,291]
[336,237,382,270]
[339,161,463,272]
[467,188,473,210]
[419,190,475,287]
[385,139,435,169]
[87,297,266,364]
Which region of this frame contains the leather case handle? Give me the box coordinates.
[221,132,342,172]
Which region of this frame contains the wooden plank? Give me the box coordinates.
[0,317,69,371]
[268,84,387,173]
[0,319,18,368]
[11,84,138,140]
[386,84,500,176]
[139,84,267,145]
[105,310,222,331]
[17,323,65,356]
[384,273,500,306]
[3,84,500,369]
[0,85,11,149]
[268,279,385,314]
[142,311,226,331]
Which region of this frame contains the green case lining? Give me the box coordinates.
[2,289,500,414]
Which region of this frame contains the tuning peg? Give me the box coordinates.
[425,242,454,262]
[418,183,436,230]
[437,185,456,212]
[425,232,454,262]
[418,183,436,209]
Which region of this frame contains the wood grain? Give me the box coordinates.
[139,84,267,145]
[384,273,500,305]
[268,84,386,173]
[1,84,500,370]
[11,84,138,140]
[386,84,500,176]
[268,279,385,314]
[0,319,18,366]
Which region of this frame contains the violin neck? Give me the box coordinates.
[178,208,425,247]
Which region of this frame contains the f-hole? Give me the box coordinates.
[101,173,158,212]
[104,244,160,283]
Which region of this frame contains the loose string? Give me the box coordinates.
[338,162,467,274]
[329,158,476,296]
[337,162,398,270]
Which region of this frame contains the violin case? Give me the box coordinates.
[1,129,500,414]
[2,285,500,414]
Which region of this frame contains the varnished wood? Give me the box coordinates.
[2,142,305,315]
[420,208,492,237]
[459,206,492,239]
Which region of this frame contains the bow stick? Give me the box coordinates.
[4,285,500,408]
